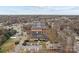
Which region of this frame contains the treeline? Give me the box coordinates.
[0,29,17,45]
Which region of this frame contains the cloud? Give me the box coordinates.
[0,6,79,15]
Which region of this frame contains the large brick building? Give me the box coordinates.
[30,21,48,41]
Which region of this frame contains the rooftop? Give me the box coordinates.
[31,21,47,29]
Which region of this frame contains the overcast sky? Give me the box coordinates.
[0,6,79,15]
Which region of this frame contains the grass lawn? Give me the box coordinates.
[0,38,15,53]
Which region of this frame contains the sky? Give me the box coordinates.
[0,6,79,15]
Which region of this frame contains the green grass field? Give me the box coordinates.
[0,38,15,53]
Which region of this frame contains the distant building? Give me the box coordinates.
[30,21,48,41]
[31,21,47,31]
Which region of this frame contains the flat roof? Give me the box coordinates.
[31,21,47,29]
[31,31,48,40]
